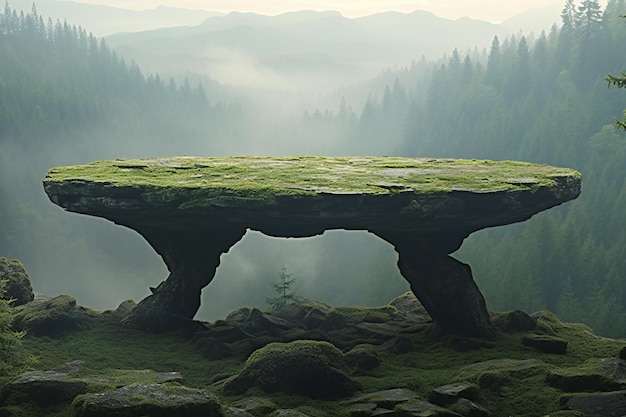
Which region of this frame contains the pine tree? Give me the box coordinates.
[266,265,303,310]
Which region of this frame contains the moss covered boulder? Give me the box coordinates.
[223,340,361,398]
[12,294,97,336]
[0,257,34,306]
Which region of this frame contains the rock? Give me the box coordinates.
[11,294,96,336]
[560,390,626,416]
[454,359,547,393]
[302,306,329,329]
[345,388,419,409]
[114,299,136,316]
[223,340,361,398]
[45,157,581,336]
[521,334,568,354]
[455,359,545,384]
[230,397,277,416]
[394,401,463,416]
[447,398,491,417]
[270,410,312,417]
[345,344,383,371]
[1,360,88,406]
[620,346,626,360]
[71,383,222,417]
[126,369,184,384]
[547,358,626,392]
[346,402,378,416]
[388,292,429,318]
[428,383,479,406]
[0,258,34,306]
[492,310,537,332]
[225,307,293,335]
[222,406,255,417]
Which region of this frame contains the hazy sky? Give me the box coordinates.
[77,0,569,22]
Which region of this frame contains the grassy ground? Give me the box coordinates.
[2,307,624,417]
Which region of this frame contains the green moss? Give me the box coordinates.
[322,305,398,329]
[44,156,581,200]
[4,306,624,417]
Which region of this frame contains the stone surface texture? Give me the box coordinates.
[44,156,581,336]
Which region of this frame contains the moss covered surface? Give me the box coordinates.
[2,306,623,416]
[44,156,581,197]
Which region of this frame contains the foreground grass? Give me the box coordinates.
[4,309,625,417]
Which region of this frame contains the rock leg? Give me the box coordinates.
[377,232,495,338]
[121,228,246,332]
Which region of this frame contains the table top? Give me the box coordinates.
[43,156,582,238]
[44,156,580,196]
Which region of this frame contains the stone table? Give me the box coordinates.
[43,156,582,337]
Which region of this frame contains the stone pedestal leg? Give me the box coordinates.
[378,232,495,338]
[121,228,246,332]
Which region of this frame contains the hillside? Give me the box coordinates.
[1,291,626,416]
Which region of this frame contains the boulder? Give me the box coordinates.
[492,310,537,332]
[222,407,255,417]
[223,340,361,398]
[11,294,96,336]
[394,401,463,416]
[71,383,222,417]
[1,360,87,406]
[345,388,419,409]
[521,334,568,354]
[345,344,383,371]
[428,383,479,406]
[114,299,136,316]
[0,258,34,306]
[560,390,626,416]
[230,397,277,416]
[44,156,581,337]
[547,358,626,392]
[454,358,547,392]
[447,398,491,417]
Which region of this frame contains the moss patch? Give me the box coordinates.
[44,156,581,198]
[3,304,624,417]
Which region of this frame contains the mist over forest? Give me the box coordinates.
[1,0,626,337]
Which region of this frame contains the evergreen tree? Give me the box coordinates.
[266,265,303,310]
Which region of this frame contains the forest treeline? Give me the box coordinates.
[0,2,243,308]
[2,1,626,335]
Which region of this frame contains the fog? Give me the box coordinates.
[0,1,574,322]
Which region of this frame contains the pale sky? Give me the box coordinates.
[76,0,570,23]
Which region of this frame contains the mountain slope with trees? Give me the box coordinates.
[395,0,626,336]
[0,2,241,308]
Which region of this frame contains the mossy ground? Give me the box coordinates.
[3,307,623,417]
[44,156,581,198]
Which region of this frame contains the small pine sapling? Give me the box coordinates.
[266,265,304,310]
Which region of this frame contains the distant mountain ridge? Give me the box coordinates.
[104,7,561,91]
[7,0,561,38]
[6,1,562,91]
[6,0,221,35]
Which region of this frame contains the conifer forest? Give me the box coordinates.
[1,0,626,337]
